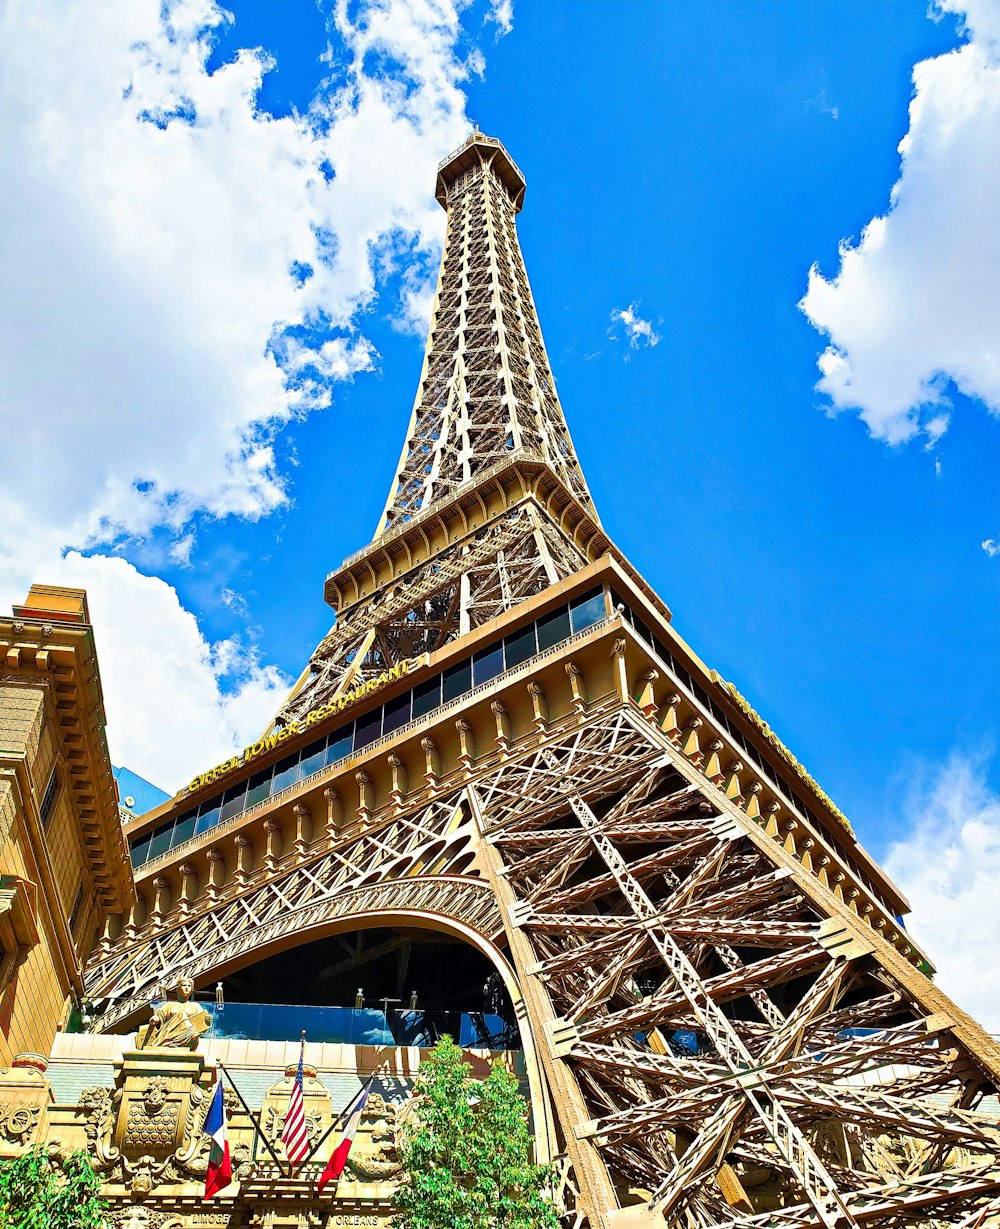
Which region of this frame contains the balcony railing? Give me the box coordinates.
[192,1000,520,1051]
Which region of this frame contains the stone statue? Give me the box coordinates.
[135,978,211,1051]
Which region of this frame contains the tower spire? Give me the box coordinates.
[278,132,610,722]
[377,131,596,535]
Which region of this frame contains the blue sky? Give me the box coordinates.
[0,0,998,1021]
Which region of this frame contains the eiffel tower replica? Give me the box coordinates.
[88,132,1000,1229]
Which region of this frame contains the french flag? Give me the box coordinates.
[203,1079,232,1198]
[317,1084,371,1194]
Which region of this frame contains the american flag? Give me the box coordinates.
[282,1038,310,1168]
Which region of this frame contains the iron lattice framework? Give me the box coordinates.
[279,134,598,722]
[97,132,1000,1229]
[381,132,595,530]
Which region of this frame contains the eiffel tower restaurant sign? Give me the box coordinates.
[9,129,1000,1229]
[186,654,428,793]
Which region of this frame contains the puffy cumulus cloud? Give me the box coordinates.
[0,0,482,558]
[487,0,515,36]
[55,553,289,792]
[982,537,1000,556]
[884,752,1000,1031]
[800,1,1000,444]
[609,303,661,354]
[0,0,504,780]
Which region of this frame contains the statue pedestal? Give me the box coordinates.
[0,1054,51,1154]
[113,1047,211,1162]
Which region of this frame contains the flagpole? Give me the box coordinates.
[217,1060,289,1177]
[304,1067,380,1176]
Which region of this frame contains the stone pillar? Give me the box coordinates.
[661,692,683,744]
[324,786,343,840]
[636,667,659,719]
[492,699,511,756]
[356,770,374,826]
[704,738,725,785]
[680,717,703,766]
[456,718,476,774]
[205,848,227,901]
[234,832,254,887]
[264,818,283,872]
[565,659,588,714]
[388,754,408,810]
[293,802,313,857]
[178,863,199,914]
[421,737,440,794]
[527,681,548,737]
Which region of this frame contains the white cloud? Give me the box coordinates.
[0,0,501,786]
[983,537,1000,556]
[800,1,1000,444]
[609,302,661,353]
[487,0,515,36]
[57,553,289,792]
[884,752,1000,1031]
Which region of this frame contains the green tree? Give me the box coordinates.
[394,1035,559,1229]
[0,1147,107,1229]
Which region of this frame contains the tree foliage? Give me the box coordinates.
[0,1147,107,1229]
[394,1035,559,1229]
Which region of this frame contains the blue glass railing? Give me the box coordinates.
[191,1002,520,1050]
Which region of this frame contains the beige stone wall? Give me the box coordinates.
[0,685,86,1065]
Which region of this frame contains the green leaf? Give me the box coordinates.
[393,1037,558,1229]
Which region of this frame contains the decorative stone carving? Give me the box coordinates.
[78,1039,214,1194]
[343,1093,402,1182]
[0,1054,51,1151]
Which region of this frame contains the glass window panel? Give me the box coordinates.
[503,623,536,669]
[354,707,383,749]
[411,675,441,718]
[608,589,629,620]
[536,604,570,651]
[194,800,221,836]
[299,739,327,779]
[219,781,248,823]
[634,616,654,645]
[245,766,273,809]
[693,683,711,709]
[148,821,173,860]
[675,665,692,691]
[382,691,412,735]
[129,834,153,867]
[569,587,606,633]
[473,642,504,686]
[170,810,197,848]
[442,659,471,702]
[654,638,671,666]
[325,726,354,765]
[271,753,301,795]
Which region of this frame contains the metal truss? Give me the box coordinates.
[93,699,1000,1227]
[280,501,588,722]
[379,135,595,532]
[86,794,496,1029]
[90,130,1000,1229]
[466,708,1000,1229]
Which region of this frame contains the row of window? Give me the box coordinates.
[611,592,825,826]
[129,587,608,869]
[613,594,893,907]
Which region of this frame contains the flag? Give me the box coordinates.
[282,1039,310,1169]
[203,1079,231,1197]
[318,1084,371,1193]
